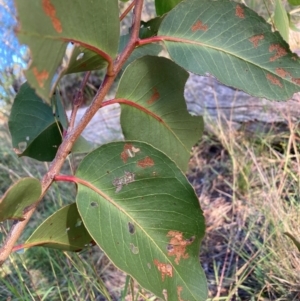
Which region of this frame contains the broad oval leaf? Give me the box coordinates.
[25,203,93,251]
[0,178,41,222]
[15,0,120,102]
[158,0,300,100]
[8,82,62,161]
[155,0,183,16]
[76,141,207,301]
[115,56,203,172]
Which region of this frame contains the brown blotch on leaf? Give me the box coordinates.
[249,34,264,48]
[269,44,287,62]
[137,156,154,168]
[42,0,62,33]
[167,231,194,264]
[266,74,283,88]
[292,78,300,85]
[33,67,49,88]
[177,286,187,301]
[147,88,160,105]
[191,20,208,32]
[275,68,291,78]
[120,143,133,163]
[235,5,245,18]
[153,259,173,281]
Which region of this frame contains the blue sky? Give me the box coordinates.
[0,0,27,71]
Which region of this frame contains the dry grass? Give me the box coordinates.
[187,107,300,300]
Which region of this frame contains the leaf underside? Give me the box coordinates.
[159,0,300,101]
[116,56,204,172]
[76,141,207,301]
[25,203,93,251]
[0,178,41,222]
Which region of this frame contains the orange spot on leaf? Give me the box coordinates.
[269,44,287,62]
[266,74,283,88]
[137,157,154,168]
[249,34,264,48]
[147,88,160,105]
[177,286,187,301]
[191,20,208,32]
[42,0,62,33]
[235,5,245,18]
[153,259,173,281]
[292,78,300,85]
[33,67,49,88]
[275,68,291,78]
[167,231,194,265]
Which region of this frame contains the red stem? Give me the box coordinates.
[120,0,136,21]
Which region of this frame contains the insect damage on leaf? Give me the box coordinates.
[266,73,283,87]
[130,243,139,254]
[167,231,195,264]
[147,87,160,105]
[191,20,208,32]
[42,0,62,33]
[33,67,49,88]
[162,289,168,301]
[235,4,245,18]
[120,143,140,163]
[128,221,135,234]
[276,68,291,78]
[112,171,135,193]
[269,44,287,61]
[137,157,154,168]
[177,286,187,301]
[153,259,173,281]
[249,34,264,48]
[292,78,300,85]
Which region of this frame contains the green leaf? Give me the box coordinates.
[0,178,41,222]
[274,0,289,42]
[155,0,183,15]
[284,232,300,252]
[158,0,300,101]
[14,0,120,102]
[8,82,62,162]
[115,56,203,172]
[288,0,300,5]
[25,203,93,251]
[76,141,207,301]
[140,17,165,39]
[64,46,109,75]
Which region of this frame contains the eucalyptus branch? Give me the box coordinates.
[120,0,136,21]
[0,0,144,265]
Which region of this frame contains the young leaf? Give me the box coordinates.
[155,0,183,16]
[115,56,203,172]
[76,141,207,300]
[158,0,300,101]
[0,178,41,222]
[8,82,62,161]
[274,0,289,43]
[14,0,120,102]
[25,203,93,251]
